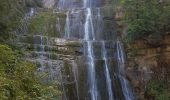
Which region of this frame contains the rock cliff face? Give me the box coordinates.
[125,34,170,99]
[114,5,170,99]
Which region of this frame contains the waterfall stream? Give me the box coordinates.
[17,0,135,100]
[116,40,135,100]
[65,11,71,39]
[57,0,135,100]
[84,8,98,100]
[102,41,114,100]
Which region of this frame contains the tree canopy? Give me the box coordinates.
[121,0,170,42]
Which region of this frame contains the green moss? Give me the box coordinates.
[28,11,55,34]
[28,10,67,37]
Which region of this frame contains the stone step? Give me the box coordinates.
[25,51,78,60]
[17,35,82,46]
[17,35,116,45]
[25,49,116,61]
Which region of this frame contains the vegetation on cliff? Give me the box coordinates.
[0,0,25,43]
[120,0,170,100]
[121,0,170,43]
[0,44,61,99]
[28,10,57,36]
[0,0,62,99]
[0,0,43,43]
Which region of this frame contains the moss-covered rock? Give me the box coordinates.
[28,10,66,37]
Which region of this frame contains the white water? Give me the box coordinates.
[116,40,135,100]
[37,35,45,72]
[56,18,61,34]
[65,11,71,38]
[102,41,114,100]
[84,0,91,8]
[86,41,98,100]
[55,0,135,99]
[84,8,95,40]
[84,2,98,99]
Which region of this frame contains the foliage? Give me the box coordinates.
[0,44,62,99]
[28,11,57,36]
[120,0,170,43]
[145,80,169,100]
[25,0,43,8]
[0,0,27,43]
[0,0,44,43]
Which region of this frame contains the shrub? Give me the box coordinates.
[28,11,57,36]
[0,44,62,99]
[121,0,170,43]
[145,80,169,100]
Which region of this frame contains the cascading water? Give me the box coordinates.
[56,0,135,100]
[15,0,136,99]
[83,0,108,99]
[84,7,98,100]
[36,35,45,72]
[102,41,114,100]
[116,40,135,100]
[65,11,71,38]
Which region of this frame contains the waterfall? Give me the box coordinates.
[14,0,136,99]
[102,41,114,100]
[116,40,135,100]
[55,0,135,100]
[37,35,45,72]
[16,8,35,36]
[84,8,98,99]
[65,11,71,39]
[84,1,98,100]
[84,8,95,40]
[84,0,91,8]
